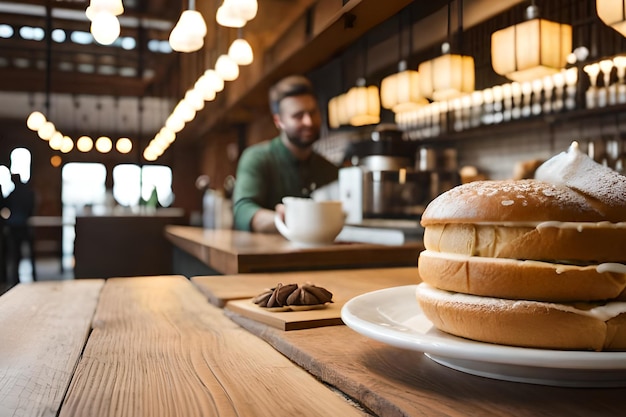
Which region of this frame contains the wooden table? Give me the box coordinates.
[0,277,368,417]
[192,269,626,417]
[165,225,423,275]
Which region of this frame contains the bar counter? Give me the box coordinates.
[165,225,423,275]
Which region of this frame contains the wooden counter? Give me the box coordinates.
[3,272,625,417]
[165,225,423,275]
[0,277,368,417]
[193,269,626,417]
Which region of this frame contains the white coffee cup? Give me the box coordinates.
[274,197,345,246]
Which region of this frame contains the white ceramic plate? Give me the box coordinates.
[341,285,626,387]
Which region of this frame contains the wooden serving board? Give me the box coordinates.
[196,267,419,331]
[192,266,419,308]
[225,299,344,331]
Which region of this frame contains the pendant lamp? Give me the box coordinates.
[491,2,572,82]
[419,44,475,101]
[418,0,475,101]
[347,79,380,127]
[381,61,428,113]
[381,10,428,113]
[169,0,207,53]
[596,0,626,37]
[228,38,254,66]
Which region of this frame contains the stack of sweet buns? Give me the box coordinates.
[415,142,626,351]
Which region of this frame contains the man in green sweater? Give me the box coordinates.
[232,75,339,232]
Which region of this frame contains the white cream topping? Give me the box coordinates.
[535,141,626,207]
[421,250,626,275]
[453,220,626,229]
[417,283,626,322]
[597,263,626,274]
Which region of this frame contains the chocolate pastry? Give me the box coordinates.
[253,283,333,309]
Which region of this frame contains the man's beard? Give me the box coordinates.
[285,129,319,150]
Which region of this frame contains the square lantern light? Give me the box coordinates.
[491,4,572,82]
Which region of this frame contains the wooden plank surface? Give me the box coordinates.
[59,276,369,417]
[227,313,626,417]
[0,280,104,417]
[192,267,419,307]
[166,225,422,274]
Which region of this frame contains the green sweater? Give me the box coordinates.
[232,136,339,231]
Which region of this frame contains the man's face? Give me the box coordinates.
[274,94,321,149]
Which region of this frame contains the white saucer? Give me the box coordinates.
[341,285,626,387]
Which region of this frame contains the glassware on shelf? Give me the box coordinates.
[583,63,600,109]
[598,59,614,107]
[451,97,463,132]
[492,85,503,124]
[511,82,522,119]
[501,83,512,121]
[542,75,554,114]
[552,71,565,112]
[480,88,493,125]
[521,81,533,117]
[531,79,543,116]
[564,67,578,110]
[613,55,626,104]
[461,94,472,130]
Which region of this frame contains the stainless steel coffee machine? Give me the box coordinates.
[339,125,459,224]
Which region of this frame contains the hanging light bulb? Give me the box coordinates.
[95,136,113,153]
[169,10,207,53]
[216,2,247,28]
[60,136,74,153]
[87,0,124,19]
[91,11,120,45]
[116,137,133,154]
[173,100,196,123]
[228,38,253,65]
[184,88,205,111]
[215,54,239,81]
[27,111,47,131]
[49,132,63,150]
[76,135,94,152]
[159,127,176,144]
[234,0,258,22]
[194,75,217,101]
[38,121,56,140]
[166,113,186,133]
[203,69,225,92]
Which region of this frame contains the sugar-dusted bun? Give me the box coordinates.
[423,222,626,263]
[421,179,625,225]
[418,250,626,302]
[415,283,626,351]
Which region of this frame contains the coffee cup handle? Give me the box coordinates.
[274,213,291,239]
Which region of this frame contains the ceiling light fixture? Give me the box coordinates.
[419,0,475,101]
[169,0,207,53]
[215,54,239,81]
[381,9,428,114]
[95,136,113,153]
[491,0,572,82]
[597,0,626,38]
[228,37,253,66]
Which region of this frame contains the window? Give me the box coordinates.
[10,147,31,183]
[112,164,141,207]
[112,164,173,208]
[142,165,173,207]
